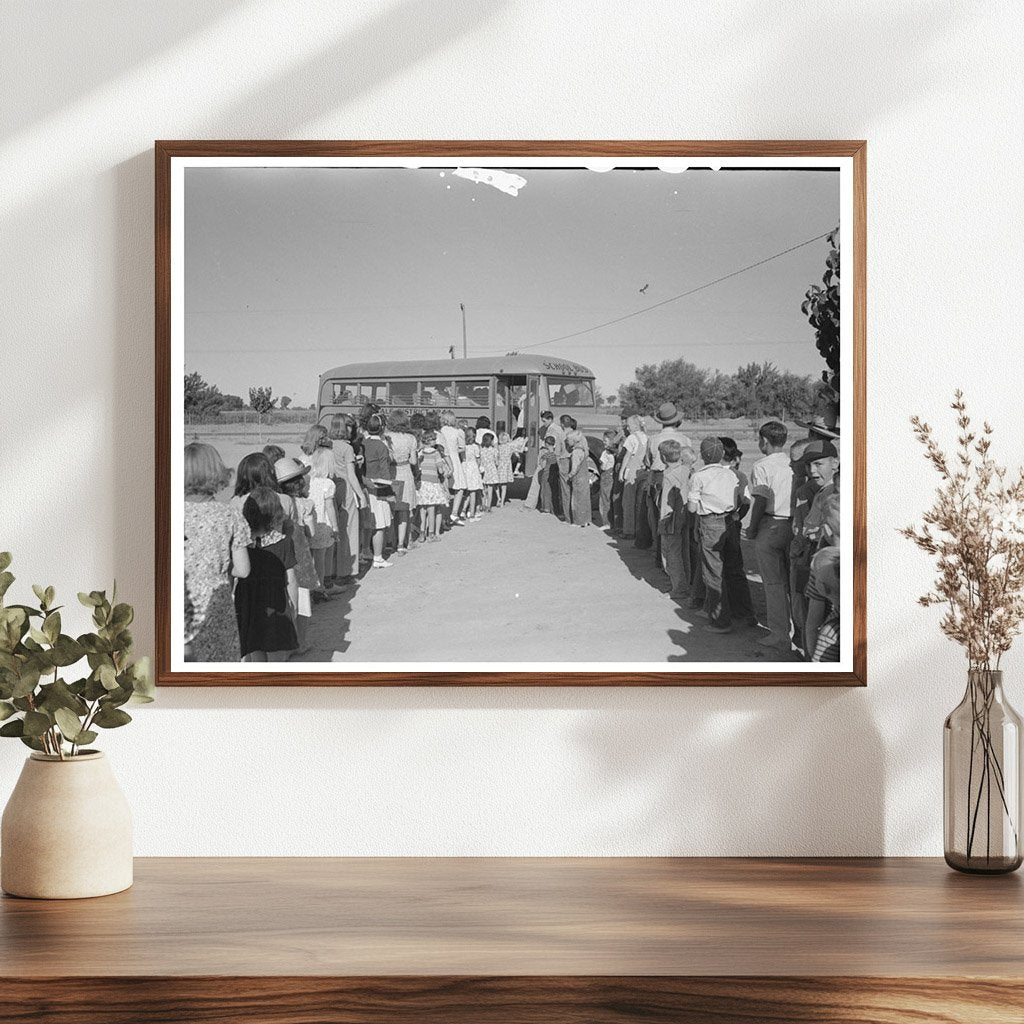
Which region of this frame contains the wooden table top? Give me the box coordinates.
[1,857,1021,978]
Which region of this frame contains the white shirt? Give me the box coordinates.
[687,464,739,515]
[749,451,794,518]
[648,425,694,471]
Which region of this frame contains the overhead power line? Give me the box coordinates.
[504,228,837,353]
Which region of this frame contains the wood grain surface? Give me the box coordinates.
[155,139,867,687]
[2,857,1020,1023]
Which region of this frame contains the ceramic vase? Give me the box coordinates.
[1,751,133,898]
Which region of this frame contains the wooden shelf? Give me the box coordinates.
[2,857,1022,1022]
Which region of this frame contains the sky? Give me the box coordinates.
[184,164,839,407]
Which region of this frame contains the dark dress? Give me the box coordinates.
[234,534,298,657]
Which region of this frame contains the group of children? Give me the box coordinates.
[183,406,521,663]
[526,412,594,526]
[589,402,841,662]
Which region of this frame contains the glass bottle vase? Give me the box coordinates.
[944,669,1023,873]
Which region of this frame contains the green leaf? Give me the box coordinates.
[127,657,155,702]
[22,710,51,738]
[0,701,16,721]
[31,585,48,609]
[50,635,85,667]
[74,730,98,746]
[42,611,60,644]
[11,665,41,699]
[19,735,45,752]
[0,572,14,602]
[44,587,55,609]
[54,707,85,742]
[0,719,24,737]
[7,604,42,619]
[36,679,88,717]
[93,705,131,729]
[83,675,108,701]
[110,603,133,629]
[0,606,27,651]
[28,627,48,646]
[98,664,118,690]
[0,553,11,573]
[78,592,100,608]
[80,635,112,655]
[0,651,19,674]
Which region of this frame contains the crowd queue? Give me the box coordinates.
[183,406,524,663]
[525,395,841,662]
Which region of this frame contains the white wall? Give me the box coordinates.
[1,0,1021,855]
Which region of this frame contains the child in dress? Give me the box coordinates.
[495,430,514,507]
[235,486,298,662]
[361,414,396,569]
[478,433,499,512]
[462,426,483,521]
[183,443,250,663]
[274,457,319,653]
[307,447,340,595]
[416,430,449,543]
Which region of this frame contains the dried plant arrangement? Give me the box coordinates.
[903,391,1024,870]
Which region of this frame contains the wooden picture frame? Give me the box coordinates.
[156,140,866,686]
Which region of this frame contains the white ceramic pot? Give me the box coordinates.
[1,751,133,899]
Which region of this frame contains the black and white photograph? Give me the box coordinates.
[164,146,861,680]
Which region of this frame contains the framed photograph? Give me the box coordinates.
[156,141,865,686]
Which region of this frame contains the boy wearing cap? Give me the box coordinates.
[747,421,795,651]
[687,436,741,633]
[647,403,693,558]
[790,439,838,648]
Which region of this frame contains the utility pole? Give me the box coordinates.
[460,302,467,359]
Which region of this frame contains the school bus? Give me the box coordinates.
[316,354,602,479]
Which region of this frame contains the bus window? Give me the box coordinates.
[358,381,388,405]
[330,382,355,404]
[546,377,594,408]
[420,381,454,406]
[455,380,490,408]
[389,380,419,406]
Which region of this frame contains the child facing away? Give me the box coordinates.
[462,426,483,520]
[416,430,449,542]
[183,443,251,662]
[656,439,692,599]
[598,429,618,529]
[361,414,396,569]
[307,447,341,596]
[478,432,499,512]
[566,430,592,527]
[235,485,298,662]
[494,430,514,507]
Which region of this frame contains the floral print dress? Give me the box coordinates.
[184,500,250,662]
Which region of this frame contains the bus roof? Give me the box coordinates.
[320,354,594,380]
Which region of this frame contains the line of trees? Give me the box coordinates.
[184,373,311,421]
[616,359,822,421]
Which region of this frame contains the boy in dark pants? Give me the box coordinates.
[719,437,757,627]
[686,437,741,633]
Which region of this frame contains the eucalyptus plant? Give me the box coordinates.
[0,552,153,759]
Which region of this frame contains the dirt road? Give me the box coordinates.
[302,502,796,666]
